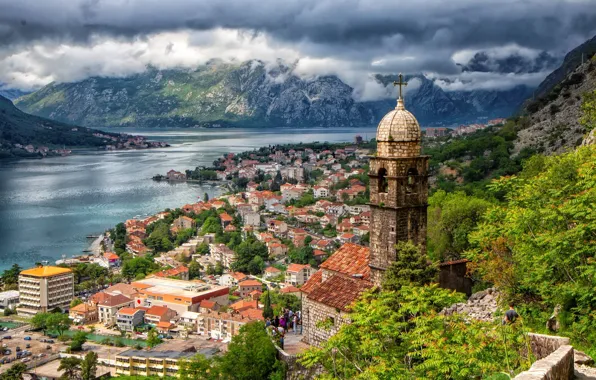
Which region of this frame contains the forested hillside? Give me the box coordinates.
[0,95,117,158]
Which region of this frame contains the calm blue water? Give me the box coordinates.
[0,127,376,271]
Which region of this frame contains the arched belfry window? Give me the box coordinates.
[406,168,418,194]
[378,168,388,193]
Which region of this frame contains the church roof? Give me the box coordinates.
[306,273,374,312]
[376,98,421,143]
[300,270,323,295]
[320,243,370,279]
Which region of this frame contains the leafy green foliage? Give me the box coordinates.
[382,241,438,291]
[58,356,82,380]
[1,263,21,290]
[288,246,315,265]
[122,257,158,281]
[80,352,98,380]
[70,331,88,351]
[260,291,301,315]
[231,238,268,274]
[427,190,493,261]
[300,285,530,379]
[215,321,283,380]
[144,221,174,252]
[580,90,596,131]
[467,145,596,353]
[0,362,27,380]
[146,328,162,348]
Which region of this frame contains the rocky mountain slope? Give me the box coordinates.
[515,56,596,155]
[15,60,532,129]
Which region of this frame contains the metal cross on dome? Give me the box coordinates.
[393,73,407,100]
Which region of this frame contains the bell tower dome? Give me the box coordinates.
[368,74,429,286]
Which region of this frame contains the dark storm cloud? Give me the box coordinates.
[1,0,595,52]
[1,0,596,92]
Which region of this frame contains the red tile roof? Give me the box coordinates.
[286,263,310,273]
[280,285,300,294]
[199,300,216,309]
[240,308,264,321]
[306,274,374,312]
[146,305,172,318]
[230,299,258,312]
[103,251,119,260]
[157,321,173,329]
[264,266,281,273]
[320,243,370,279]
[239,280,261,287]
[93,293,132,307]
[300,270,323,295]
[219,213,234,222]
[117,307,142,316]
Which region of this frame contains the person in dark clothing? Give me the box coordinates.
[504,304,519,324]
[274,316,280,328]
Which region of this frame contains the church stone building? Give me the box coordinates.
[301,83,429,346]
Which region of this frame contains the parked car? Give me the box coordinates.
[2,336,11,340]
[25,344,30,349]
[21,358,30,363]
[46,345,51,350]
[24,336,31,341]
[15,347,21,352]
[46,339,55,344]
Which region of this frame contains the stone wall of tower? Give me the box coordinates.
[368,154,429,286]
[377,141,421,158]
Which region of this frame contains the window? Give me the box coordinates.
[406,168,418,194]
[378,168,388,193]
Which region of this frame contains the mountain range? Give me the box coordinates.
[14,61,534,130]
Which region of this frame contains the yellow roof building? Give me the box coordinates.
[20,266,72,277]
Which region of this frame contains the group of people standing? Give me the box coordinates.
[265,308,302,349]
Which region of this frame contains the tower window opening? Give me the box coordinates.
[378,168,388,193]
[406,168,418,194]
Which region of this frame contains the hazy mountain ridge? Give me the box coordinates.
[15,60,532,129]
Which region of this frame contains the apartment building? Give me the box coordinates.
[144,305,177,326]
[116,308,146,332]
[115,349,217,378]
[17,266,74,317]
[93,293,134,326]
[285,264,315,286]
[197,310,263,340]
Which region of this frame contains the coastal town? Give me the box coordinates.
[9,132,169,159]
[0,135,382,378]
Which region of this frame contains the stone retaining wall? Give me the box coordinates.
[514,345,574,380]
[276,345,321,380]
[527,333,570,360]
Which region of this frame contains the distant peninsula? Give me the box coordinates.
[0,94,168,159]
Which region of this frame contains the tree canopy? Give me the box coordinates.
[467,145,596,353]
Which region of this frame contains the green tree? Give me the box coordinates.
[0,362,27,380]
[31,312,51,334]
[122,257,158,281]
[427,190,493,261]
[288,246,314,264]
[70,298,83,308]
[188,260,203,279]
[232,239,268,273]
[467,145,596,350]
[1,264,22,290]
[146,328,162,348]
[70,331,88,351]
[80,351,98,380]
[58,356,82,380]
[262,290,274,320]
[215,321,283,380]
[382,241,438,291]
[580,90,596,131]
[178,354,215,380]
[46,313,72,336]
[196,242,210,255]
[300,284,529,379]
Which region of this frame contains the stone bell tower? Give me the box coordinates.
[368,74,429,286]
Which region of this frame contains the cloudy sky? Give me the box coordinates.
[1,0,596,99]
